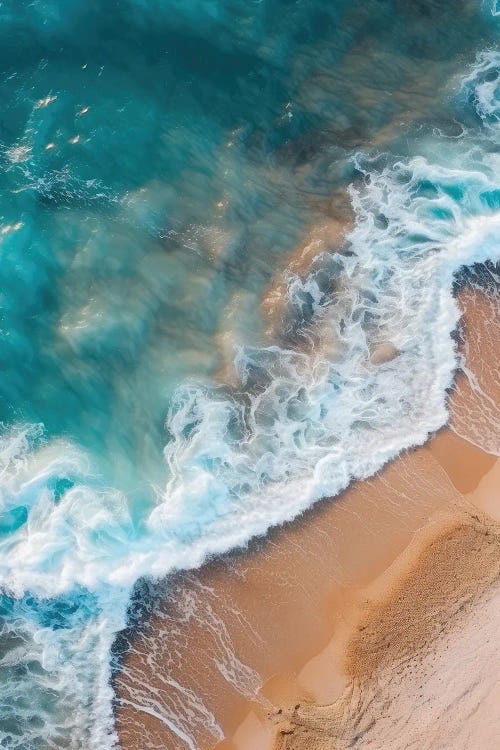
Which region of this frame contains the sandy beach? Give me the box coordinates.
[272,509,500,750]
[3,5,500,748]
[115,276,499,750]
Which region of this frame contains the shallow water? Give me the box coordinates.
[0,1,499,748]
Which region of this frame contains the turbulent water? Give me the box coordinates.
[0,1,499,748]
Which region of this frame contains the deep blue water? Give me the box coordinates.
[0,1,499,748]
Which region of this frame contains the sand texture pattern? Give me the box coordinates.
[116,268,499,750]
[273,512,500,750]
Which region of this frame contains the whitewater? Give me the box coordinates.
[1,4,500,750]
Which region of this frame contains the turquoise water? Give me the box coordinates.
[0,1,499,748]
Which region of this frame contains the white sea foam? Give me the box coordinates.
[461,48,500,127]
[0,586,127,750]
[1,48,500,749]
[3,148,500,598]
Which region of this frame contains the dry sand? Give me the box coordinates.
[116,280,499,750]
[272,511,500,750]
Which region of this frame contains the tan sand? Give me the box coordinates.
[116,441,475,750]
[269,281,500,750]
[272,511,500,750]
[116,281,499,750]
[217,435,499,750]
[449,281,500,455]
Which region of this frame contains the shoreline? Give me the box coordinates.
[221,280,500,750]
[215,433,499,750]
[115,283,499,750]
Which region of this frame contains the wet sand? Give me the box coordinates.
[450,276,500,455]
[115,279,499,750]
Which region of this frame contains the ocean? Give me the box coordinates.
[0,1,499,748]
